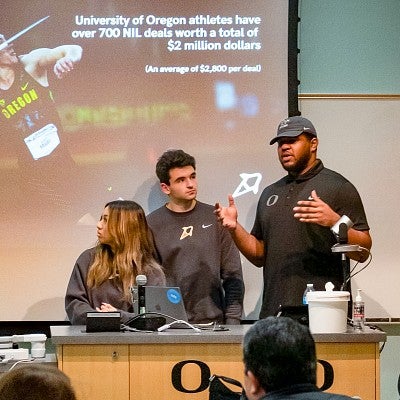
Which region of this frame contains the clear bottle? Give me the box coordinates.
[302,283,315,305]
[353,289,365,331]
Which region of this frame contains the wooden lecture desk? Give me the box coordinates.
[51,324,386,400]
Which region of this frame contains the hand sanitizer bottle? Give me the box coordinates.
[353,289,365,331]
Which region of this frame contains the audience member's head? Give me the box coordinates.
[242,316,316,399]
[0,364,76,400]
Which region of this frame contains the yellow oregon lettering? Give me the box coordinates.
[1,89,39,119]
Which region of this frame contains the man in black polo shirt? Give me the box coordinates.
[215,116,371,318]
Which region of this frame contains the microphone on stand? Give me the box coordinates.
[331,222,360,291]
[126,274,166,331]
[331,216,360,253]
[136,274,147,314]
[333,222,361,251]
[339,222,348,243]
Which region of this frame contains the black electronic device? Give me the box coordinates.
[275,305,309,326]
[86,312,121,333]
[136,274,147,314]
[127,315,166,331]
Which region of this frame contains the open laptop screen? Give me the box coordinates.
[133,286,189,323]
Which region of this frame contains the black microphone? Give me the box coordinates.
[332,223,360,253]
[338,222,348,244]
[136,274,147,314]
[331,222,359,291]
[126,274,166,331]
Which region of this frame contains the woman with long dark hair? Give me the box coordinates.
[65,200,165,324]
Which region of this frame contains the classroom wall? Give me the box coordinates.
[299,0,400,94]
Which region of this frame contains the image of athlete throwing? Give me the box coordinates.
[0,20,83,215]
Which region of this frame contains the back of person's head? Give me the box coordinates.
[243,316,316,393]
[0,364,76,400]
[156,149,196,184]
[105,200,152,254]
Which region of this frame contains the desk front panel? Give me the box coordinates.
[129,342,243,399]
[59,344,130,400]
[58,341,380,400]
[316,342,379,400]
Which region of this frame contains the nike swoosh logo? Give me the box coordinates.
[21,82,29,91]
[202,224,213,228]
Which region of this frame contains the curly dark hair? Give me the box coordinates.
[155,149,196,184]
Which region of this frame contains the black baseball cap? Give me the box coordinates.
[270,116,317,145]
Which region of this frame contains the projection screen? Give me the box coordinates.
[0,0,296,322]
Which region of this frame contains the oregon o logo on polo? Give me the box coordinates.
[167,288,181,304]
[266,194,278,206]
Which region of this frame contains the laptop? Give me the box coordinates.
[133,286,189,324]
